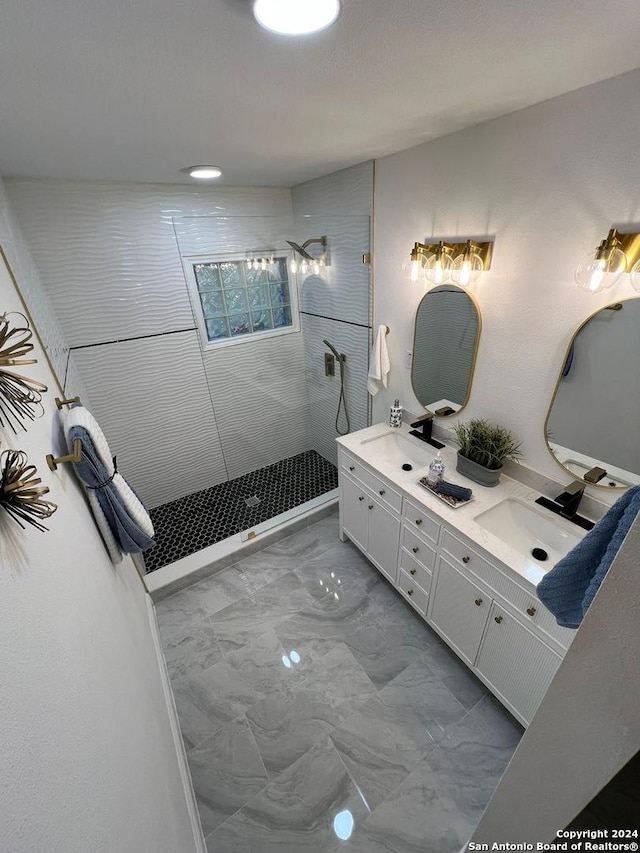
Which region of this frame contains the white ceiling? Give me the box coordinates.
[1,0,639,187]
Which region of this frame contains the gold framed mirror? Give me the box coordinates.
[545,297,640,490]
[411,284,481,416]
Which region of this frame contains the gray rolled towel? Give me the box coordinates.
[435,480,473,501]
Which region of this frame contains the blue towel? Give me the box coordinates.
[67,423,155,554]
[536,484,640,628]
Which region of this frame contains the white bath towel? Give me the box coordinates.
[61,405,154,564]
[367,325,390,396]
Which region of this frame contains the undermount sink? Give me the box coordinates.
[474,498,584,568]
[359,430,434,470]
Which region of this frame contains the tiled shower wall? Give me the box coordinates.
[292,161,374,465]
[5,179,305,507]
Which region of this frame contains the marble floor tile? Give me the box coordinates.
[187,717,269,835]
[245,683,347,778]
[173,629,294,749]
[297,642,378,709]
[211,572,316,653]
[294,540,379,599]
[420,639,488,711]
[342,604,442,688]
[155,591,222,680]
[187,564,251,616]
[377,656,469,744]
[329,689,439,811]
[208,738,370,853]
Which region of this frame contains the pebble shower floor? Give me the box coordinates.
[143,450,338,572]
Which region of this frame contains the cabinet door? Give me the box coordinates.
[429,556,490,666]
[341,474,368,554]
[476,603,562,726]
[367,499,401,583]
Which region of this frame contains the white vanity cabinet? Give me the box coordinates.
[337,441,572,728]
[340,454,401,584]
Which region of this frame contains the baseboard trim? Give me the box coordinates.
[145,594,207,853]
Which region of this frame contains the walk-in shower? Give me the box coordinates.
[141,213,371,575]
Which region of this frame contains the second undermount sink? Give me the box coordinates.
[474,498,584,567]
[359,430,434,470]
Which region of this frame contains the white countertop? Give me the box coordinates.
[337,422,589,590]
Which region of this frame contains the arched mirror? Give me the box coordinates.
[411,284,481,415]
[546,298,640,489]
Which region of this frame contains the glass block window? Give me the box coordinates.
[184,256,298,348]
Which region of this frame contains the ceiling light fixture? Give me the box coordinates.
[253,0,340,36]
[186,165,222,180]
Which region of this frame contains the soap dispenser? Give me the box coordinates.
[389,399,402,428]
[426,450,446,487]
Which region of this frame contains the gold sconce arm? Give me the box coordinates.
[46,438,82,472]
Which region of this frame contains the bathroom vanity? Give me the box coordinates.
[337,423,582,727]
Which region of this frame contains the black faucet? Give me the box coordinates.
[554,480,586,519]
[535,480,595,531]
[409,414,445,449]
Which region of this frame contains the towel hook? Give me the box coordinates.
[55,396,80,409]
[46,438,82,472]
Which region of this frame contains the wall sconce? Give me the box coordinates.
[575,227,640,293]
[246,253,276,273]
[404,238,494,286]
[286,237,328,275]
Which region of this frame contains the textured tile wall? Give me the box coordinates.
[292,162,374,462]
[72,330,228,508]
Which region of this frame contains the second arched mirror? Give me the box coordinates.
[411,284,481,415]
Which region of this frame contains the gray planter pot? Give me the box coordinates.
[456,451,502,487]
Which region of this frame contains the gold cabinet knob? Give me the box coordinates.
[379,489,386,496]
[474,598,483,606]
[526,606,536,617]
[462,556,470,564]
[368,505,374,510]
[407,589,414,596]
[349,465,355,471]
[410,568,416,576]
[412,546,419,554]
[415,519,422,526]
[495,615,503,624]
[358,496,364,502]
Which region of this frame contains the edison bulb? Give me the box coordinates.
[575,249,625,293]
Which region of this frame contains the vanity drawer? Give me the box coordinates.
[357,468,402,514]
[403,498,440,544]
[441,528,495,578]
[401,526,436,572]
[397,569,429,615]
[523,598,576,650]
[399,549,432,594]
[339,454,402,514]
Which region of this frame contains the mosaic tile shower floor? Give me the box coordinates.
[155,513,523,852]
[144,450,338,572]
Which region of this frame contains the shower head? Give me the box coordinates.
[286,240,315,261]
[323,339,343,362]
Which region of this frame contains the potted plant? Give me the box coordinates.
[452,418,522,487]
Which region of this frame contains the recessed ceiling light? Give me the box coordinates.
[186,166,222,180]
[253,0,340,36]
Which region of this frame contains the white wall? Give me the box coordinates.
[373,67,640,495]
[5,179,307,507]
[0,177,199,853]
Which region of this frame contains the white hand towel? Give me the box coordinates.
[367,325,390,396]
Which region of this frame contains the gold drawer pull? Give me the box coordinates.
[349,465,355,471]
[462,555,470,564]
[407,589,414,596]
[358,496,364,502]
[412,546,419,554]
[495,615,503,624]
[474,598,483,606]
[379,489,386,496]
[410,568,417,576]
[526,606,536,617]
[368,504,374,510]
[415,518,422,526]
